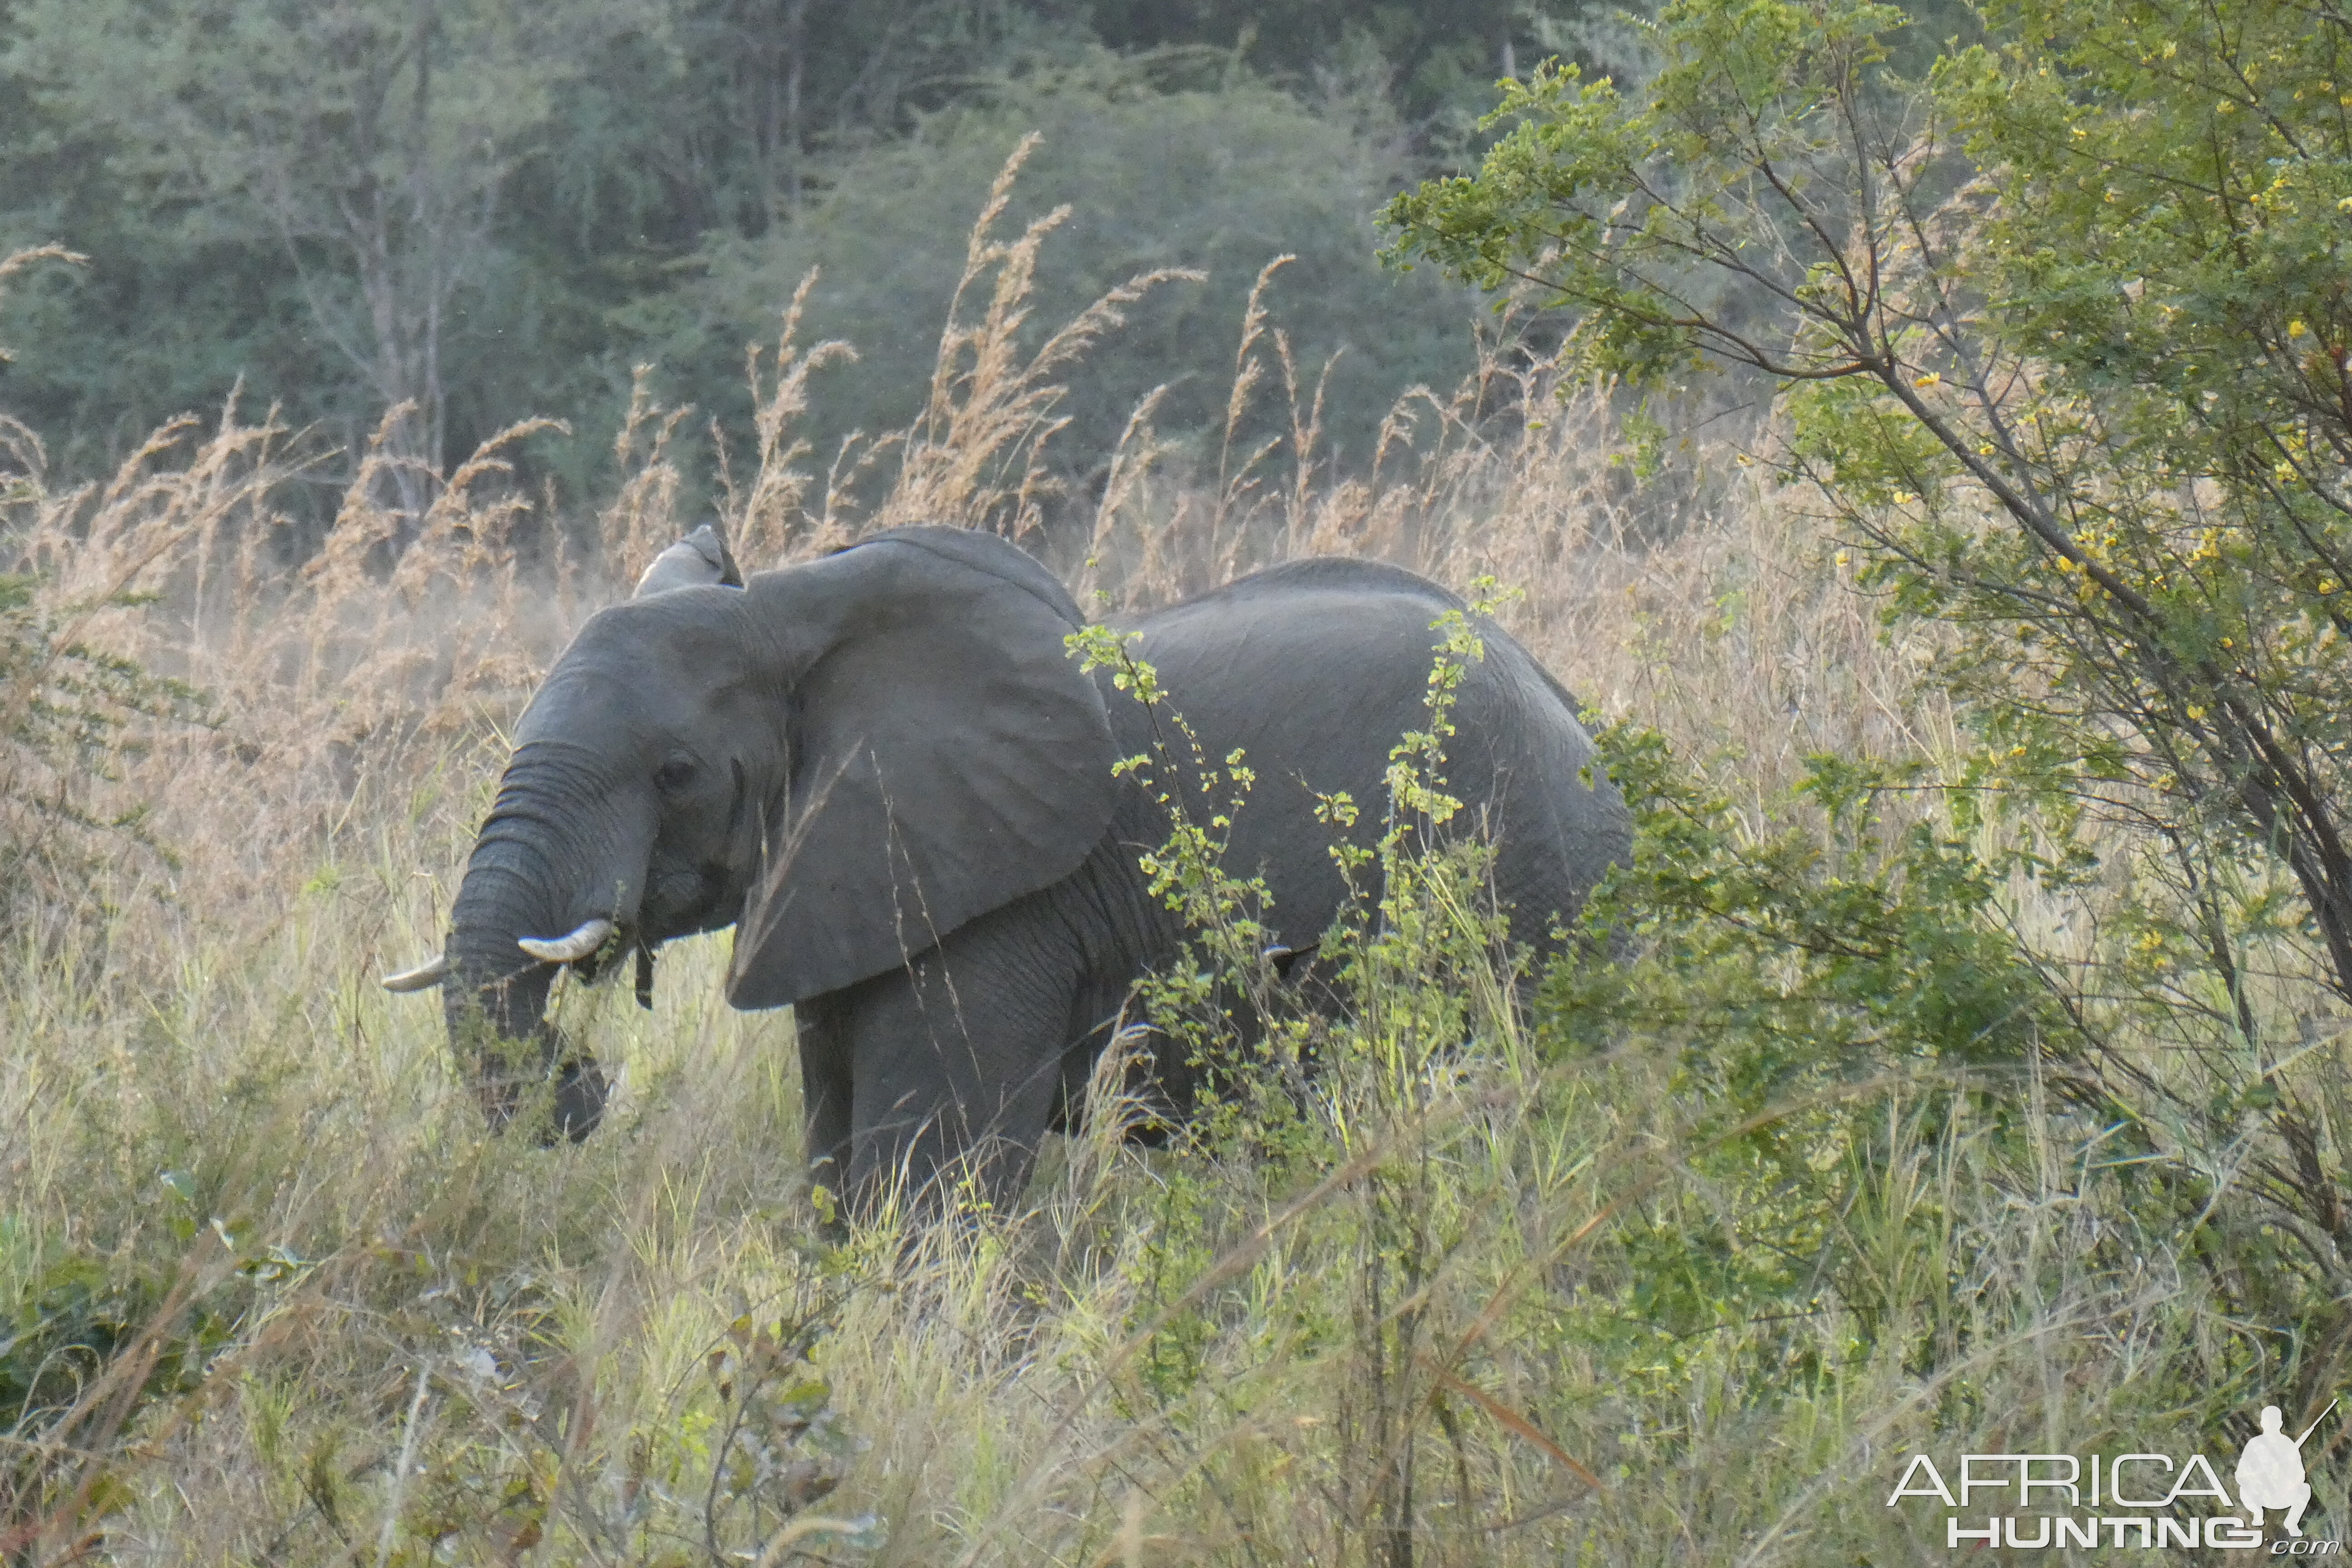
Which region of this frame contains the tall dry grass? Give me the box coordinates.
[0,142,2298,1566]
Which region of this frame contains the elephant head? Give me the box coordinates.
[385,526,1118,1140]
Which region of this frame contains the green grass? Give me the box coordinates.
[0,750,2314,1563]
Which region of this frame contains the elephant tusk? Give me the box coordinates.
[381,954,451,992]
[1260,941,1319,983]
[518,917,617,964]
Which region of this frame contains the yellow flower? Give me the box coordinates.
[2289,319,2309,338]
[1914,372,1941,387]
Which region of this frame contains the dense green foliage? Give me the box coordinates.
[0,0,1601,528]
[1542,732,2050,1356]
[1389,0,2352,1406]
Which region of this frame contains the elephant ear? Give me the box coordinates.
[726,527,1116,1008]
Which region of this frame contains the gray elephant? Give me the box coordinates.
[383,525,1629,1215]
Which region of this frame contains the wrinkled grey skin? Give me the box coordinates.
[440,525,1629,1215]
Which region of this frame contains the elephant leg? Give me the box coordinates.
[842,899,1085,1221]
[1046,975,1135,1137]
[792,993,857,1209]
[1054,975,1201,1146]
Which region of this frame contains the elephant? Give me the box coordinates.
[383,524,1630,1217]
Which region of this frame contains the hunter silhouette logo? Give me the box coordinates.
[1884,1396,2341,1550]
[2240,1400,2335,1539]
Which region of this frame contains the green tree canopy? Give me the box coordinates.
[0,0,1603,514]
[0,0,659,505]
[652,53,1484,502]
[1388,0,2352,1258]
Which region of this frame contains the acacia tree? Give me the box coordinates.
[1387,0,2352,1264]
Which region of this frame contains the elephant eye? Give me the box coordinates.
[654,757,697,793]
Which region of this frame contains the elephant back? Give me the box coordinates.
[1118,558,1629,957]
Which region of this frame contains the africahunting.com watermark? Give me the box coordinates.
[1885,1400,2339,1552]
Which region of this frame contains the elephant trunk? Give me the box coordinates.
[443,747,641,1141]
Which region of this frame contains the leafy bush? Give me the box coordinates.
[1539,730,2057,1360]
[1388,0,2352,1411]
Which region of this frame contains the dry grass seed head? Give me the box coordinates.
[879,132,1201,540]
